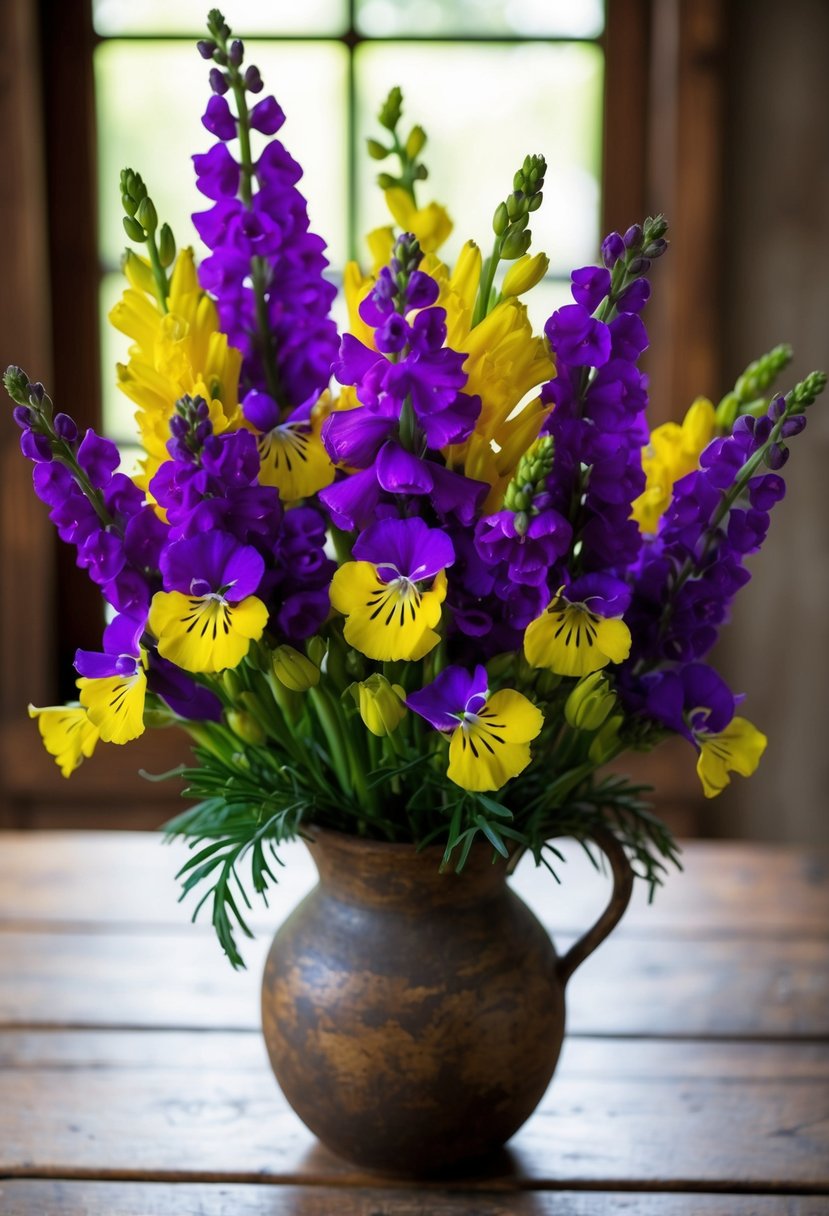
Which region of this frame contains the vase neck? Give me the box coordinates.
[304,827,510,910]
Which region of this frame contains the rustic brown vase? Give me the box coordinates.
[261,824,633,1176]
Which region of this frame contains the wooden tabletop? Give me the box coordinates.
[0,831,827,1215]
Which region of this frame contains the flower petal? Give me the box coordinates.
[330,562,446,661]
[28,704,100,776]
[524,596,631,677]
[149,590,268,673]
[696,717,767,798]
[77,671,147,744]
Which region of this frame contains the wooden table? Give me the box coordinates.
[0,831,827,1214]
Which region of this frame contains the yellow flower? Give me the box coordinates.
[149,591,269,674]
[632,397,717,534]
[28,703,99,777]
[524,592,631,679]
[384,187,453,253]
[77,668,148,745]
[353,674,407,737]
[501,252,550,297]
[424,243,554,510]
[447,690,543,792]
[109,248,243,491]
[330,563,447,662]
[256,392,336,502]
[696,717,767,799]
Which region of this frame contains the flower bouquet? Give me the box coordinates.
[5,7,826,1170]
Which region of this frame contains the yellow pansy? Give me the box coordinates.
[524,592,631,679]
[330,563,447,662]
[632,397,717,534]
[447,689,543,792]
[256,392,336,502]
[149,591,269,675]
[696,717,768,799]
[28,704,100,777]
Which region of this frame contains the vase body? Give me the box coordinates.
[261,827,565,1175]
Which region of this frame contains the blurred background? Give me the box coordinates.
[0,0,826,843]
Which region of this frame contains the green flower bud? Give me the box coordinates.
[4,366,31,404]
[227,709,266,747]
[513,510,529,537]
[158,223,176,268]
[493,201,509,236]
[123,215,145,243]
[413,163,429,181]
[366,138,389,161]
[222,668,244,699]
[136,197,158,235]
[378,85,403,132]
[564,672,617,732]
[714,391,739,431]
[272,645,320,693]
[405,124,426,158]
[588,714,623,765]
[351,674,406,737]
[376,172,397,190]
[307,635,327,667]
[506,192,524,221]
[501,227,532,260]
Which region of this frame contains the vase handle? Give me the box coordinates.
[554,827,634,987]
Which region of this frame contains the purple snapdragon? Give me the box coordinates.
[193,21,338,410]
[320,233,486,531]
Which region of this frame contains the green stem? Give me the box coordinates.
[145,235,169,313]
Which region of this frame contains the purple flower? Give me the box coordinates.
[407,664,488,731]
[474,509,572,586]
[202,94,237,141]
[147,655,223,722]
[545,304,611,367]
[192,143,240,199]
[249,95,285,134]
[77,430,120,489]
[75,613,144,680]
[353,516,454,584]
[160,531,265,601]
[570,266,611,312]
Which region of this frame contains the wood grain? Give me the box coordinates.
[1,1033,827,1188]
[1,1180,828,1216]
[1,834,827,937]
[1,926,827,1038]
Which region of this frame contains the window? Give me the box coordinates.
[92,1,606,452]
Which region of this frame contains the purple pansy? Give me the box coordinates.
[353,516,454,584]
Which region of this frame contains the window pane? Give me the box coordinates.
[356,0,604,38]
[355,43,603,276]
[95,40,349,273]
[93,0,348,37]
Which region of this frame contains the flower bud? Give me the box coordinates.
[307,635,327,667]
[623,224,642,249]
[122,248,156,294]
[244,64,263,93]
[714,391,739,432]
[229,38,244,66]
[627,256,651,275]
[588,713,623,765]
[565,672,617,732]
[376,172,397,191]
[135,197,158,235]
[601,232,625,268]
[353,674,406,737]
[405,124,426,159]
[366,138,389,161]
[53,412,78,442]
[158,223,176,268]
[272,645,319,692]
[4,366,31,403]
[492,201,509,236]
[196,39,216,59]
[500,226,532,260]
[222,668,243,699]
[12,405,34,429]
[123,215,145,243]
[501,251,550,296]
[765,442,789,470]
[227,709,266,747]
[209,67,228,95]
